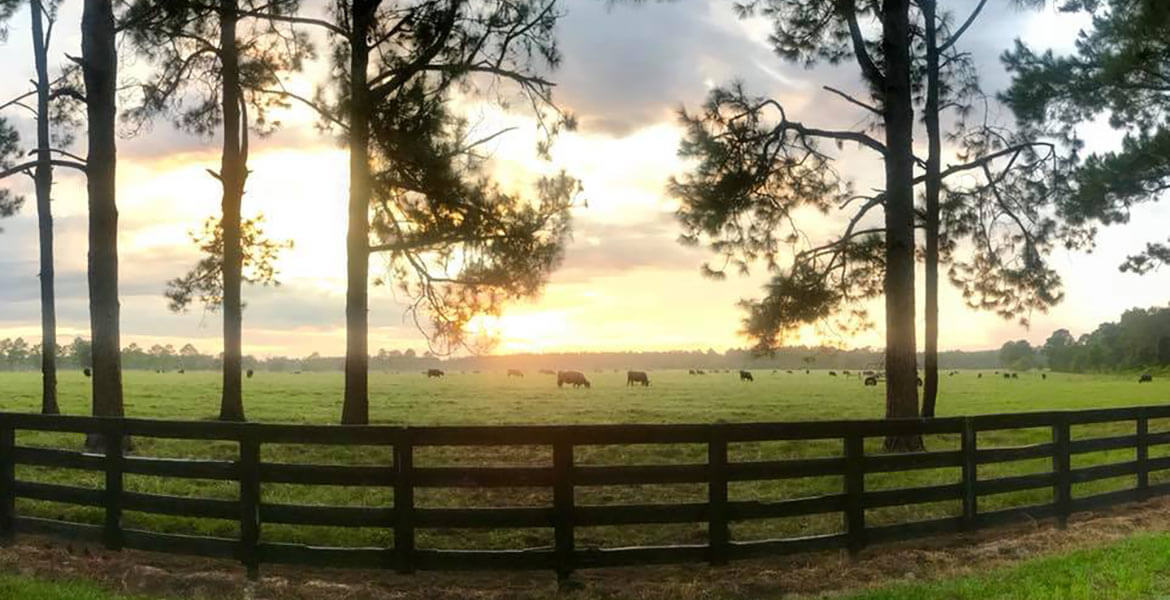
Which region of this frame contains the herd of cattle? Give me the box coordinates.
[75,368,1159,385]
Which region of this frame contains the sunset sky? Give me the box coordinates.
[1,1,1168,358]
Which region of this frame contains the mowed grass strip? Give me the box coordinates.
[1,370,1168,550]
[836,531,1170,600]
[0,573,158,600]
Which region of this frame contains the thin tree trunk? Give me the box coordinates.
[921,0,941,419]
[31,0,58,415]
[880,0,923,451]
[218,0,245,422]
[82,0,124,450]
[341,1,375,425]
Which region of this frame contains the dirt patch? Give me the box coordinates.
[4,498,1170,600]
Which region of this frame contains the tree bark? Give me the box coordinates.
[82,0,124,450]
[921,0,941,419]
[218,0,245,422]
[341,1,376,425]
[880,0,923,451]
[31,0,59,416]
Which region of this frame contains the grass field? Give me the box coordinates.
[1,368,1168,551]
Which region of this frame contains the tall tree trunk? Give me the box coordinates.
[31,0,58,416]
[82,0,123,449]
[921,0,941,419]
[218,0,245,422]
[341,1,375,425]
[880,0,923,451]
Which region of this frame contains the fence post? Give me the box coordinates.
[707,425,729,566]
[1053,415,1071,529]
[103,420,124,551]
[394,428,415,574]
[961,418,977,531]
[239,430,260,579]
[843,434,865,558]
[0,415,13,545]
[553,438,575,584]
[1137,411,1150,496]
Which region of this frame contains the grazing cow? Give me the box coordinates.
[696,369,706,375]
[843,370,851,376]
[805,369,810,374]
[246,369,254,379]
[978,373,983,379]
[178,369,185,374]
[557,371,591,388]
[1140,373,1153,383]
[739,370,754,382]
[1003,373,1011,379]
[829,371,837,376]
[786,370,793,374]
[426,369,445,378]
[688,369,696,375]
[1011,373,1019,379]
[507,369,524,378]
[83,368,91,377]
[627,371,650,387]
[864,376,878,386]
[1042,373,1047,380]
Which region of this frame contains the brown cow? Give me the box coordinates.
[507,369,524,378]
[426,369,445,378]
[557,371,590,388]
[627,371,650,386]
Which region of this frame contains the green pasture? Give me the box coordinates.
[0,369,1167,551]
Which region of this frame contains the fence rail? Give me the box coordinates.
[1,405,1170,579]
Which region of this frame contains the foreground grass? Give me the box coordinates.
[839,531,1170,600]
[0,369,1168,550]
[0,573,155,600]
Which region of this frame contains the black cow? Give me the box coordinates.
[829,371,837,376]
[1140,373,1153,383]
[1003,373,1011,379]
[739,370,754,382]
[696,369,706,375]
[557,371,591,388]
[246,369,254,379]
[626,371,650,386]
[1042,373,1047,380]
[1011,373,1019,379]
[83,368,91,377]
[507,369,524,378]
[426,369,445,378]
[688,369,696,375]
[786,370,793,374]
[977,373,983,379]
[843,370,851,376]
[178,368,185,374]
[864,376,878,386]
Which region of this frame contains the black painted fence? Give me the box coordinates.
[1,405,1169,579]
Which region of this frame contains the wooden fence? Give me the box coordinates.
[2,405,1170,580]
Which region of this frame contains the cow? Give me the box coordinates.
[977,373,983,379]
[805,369,810,374]
[426,369,445,378]
[688,369,696,375]
[1140,373,1153,383]
[246,369,254,379]
[627,371,650,387]
[1011,373,1019,379]
[786,370,794,374]
[83,368,91,377]
[557,371,591,388]
[843,370,851,376]
[1003,373,1011,379]
[864,376,878,386]
[178,368,185,374]
[829,371,837,376]
[507,369,524,378]
[1042,373,1047,380]
[739,370,754,382]
[696,369,706,375]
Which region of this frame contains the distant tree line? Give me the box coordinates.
[0,339,1001,373]
[1041,306,1170,373]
